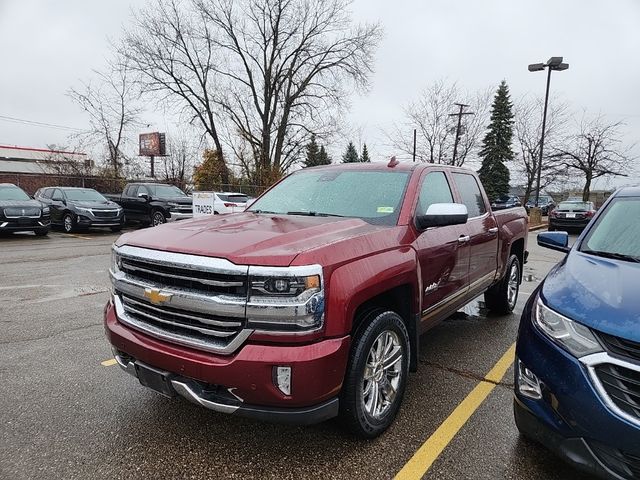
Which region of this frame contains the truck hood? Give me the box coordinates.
[541,251,640,342]
[115,212,385,266]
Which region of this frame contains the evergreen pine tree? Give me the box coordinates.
[360,143,371,162]
[317,145,332,165]
[304,135,320,167]
[342,141,359,163]
[478,80,514,200]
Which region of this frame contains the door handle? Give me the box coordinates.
[488,227,499,234]
[458,235,470,243]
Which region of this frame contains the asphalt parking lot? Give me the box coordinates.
[0,227,591,480]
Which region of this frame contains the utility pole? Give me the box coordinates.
[448,103,474,165]
[412,129,417,162]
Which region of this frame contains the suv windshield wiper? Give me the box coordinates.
[250,209,279,214]
[581,249,640,263]
[286,211,345,218]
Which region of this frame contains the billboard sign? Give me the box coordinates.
[139,132,166,156]
[192,192,215,217]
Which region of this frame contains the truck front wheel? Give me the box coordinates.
[484,254,521,314]
[151,210,166,227]
[340,310,410,438]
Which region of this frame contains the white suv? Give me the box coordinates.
[213,192,251,214]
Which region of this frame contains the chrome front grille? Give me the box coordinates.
[111,245,252,354]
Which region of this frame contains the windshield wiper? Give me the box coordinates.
[581,249,640,263]
[286,211,345,217]
[250,209,280,214]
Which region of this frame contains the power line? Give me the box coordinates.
[0,114,84,132]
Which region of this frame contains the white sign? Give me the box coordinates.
[192,192,215,217]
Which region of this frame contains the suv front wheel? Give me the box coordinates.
[340,310,410,438]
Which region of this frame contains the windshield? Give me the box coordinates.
[580,197,640,260]
[64,189,107,202]
[148,185,187,197]
[217,194,249,203]
[494,195,512,202]
[558,201,589,211]
[0,186,31,201]
[248,169,410,226]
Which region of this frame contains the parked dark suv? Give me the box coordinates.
[0,183,50,236]
[36,187,124,233]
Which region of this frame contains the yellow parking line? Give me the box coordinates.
[65,234,93,240]
[395,343,516,480]
[101,358,117,367]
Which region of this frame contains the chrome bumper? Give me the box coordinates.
[168,212,193,222]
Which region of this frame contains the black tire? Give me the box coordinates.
[547,225,555,231]
[151,210,166,227]
[110,226,122,232]
[484,254,521,314]
[34,228,49,237]
[339,310,410,438]
[63,213,75,233]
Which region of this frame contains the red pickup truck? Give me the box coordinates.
[105,162,528,437]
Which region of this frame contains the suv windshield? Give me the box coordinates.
[580,197,640,261]
[217,194,249,203]
[0,186,30,201]
[147,185,187,197]
[64,189,107,202]
[558,201,589,210]
[248,169,410,226]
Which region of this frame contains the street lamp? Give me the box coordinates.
[528,56,569,208]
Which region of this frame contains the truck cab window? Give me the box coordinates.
[452,173,486,218]
[417,171,454,214]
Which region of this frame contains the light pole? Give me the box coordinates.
[528,57,569,208]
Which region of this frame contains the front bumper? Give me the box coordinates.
[0,217,50,231]
[515,295,640,479]
[549,217,590,229]
[76,214,125,228]
[104,298,350,422]
[168,211,193,222]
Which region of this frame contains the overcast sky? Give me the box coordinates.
[1,0,639,187]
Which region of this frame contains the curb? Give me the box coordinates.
[528,224,548,232]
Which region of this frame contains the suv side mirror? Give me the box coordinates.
[416,203,468,230]
[537,231,570,253]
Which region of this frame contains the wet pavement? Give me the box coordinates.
[0,228,590,479]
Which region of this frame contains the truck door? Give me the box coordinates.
[413,170,470,330]
[450,173,499,294]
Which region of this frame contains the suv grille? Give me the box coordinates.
[112,246,250,354]
[598,332,640,363]
[93,210,119,218]
[594,363,640,421]
[4,207,40,217]
[589,441,640,479]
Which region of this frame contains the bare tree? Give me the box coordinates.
[68,59,141,178]
[386,80,492,166]
[121,0,381,185]
[158,133,202,190]
[552,114,635,201]
[513,95,569,204]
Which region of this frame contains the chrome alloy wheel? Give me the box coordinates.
[361,330,403,419]
[63,214,73,233]
[507,261,520,309]
[152,211,165,226]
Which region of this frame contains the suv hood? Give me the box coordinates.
[115,212,384,266]
[542,251,640,342]
[70,200,120,209]
[0,199,43,209]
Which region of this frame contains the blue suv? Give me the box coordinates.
[514,187,640,479]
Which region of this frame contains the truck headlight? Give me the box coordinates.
[247,265,324,333]
[111,248,122,275]
[533,295,603,357]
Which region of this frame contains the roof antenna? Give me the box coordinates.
[387,156,399,168]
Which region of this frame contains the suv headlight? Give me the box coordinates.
[76,206,92,214]
[247,265,324,332]
[534,295,603,357]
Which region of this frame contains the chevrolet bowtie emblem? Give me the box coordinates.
[144,288,172,305]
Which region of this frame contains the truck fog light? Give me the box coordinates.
[517,359,542,400]
[273,366,291,396]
